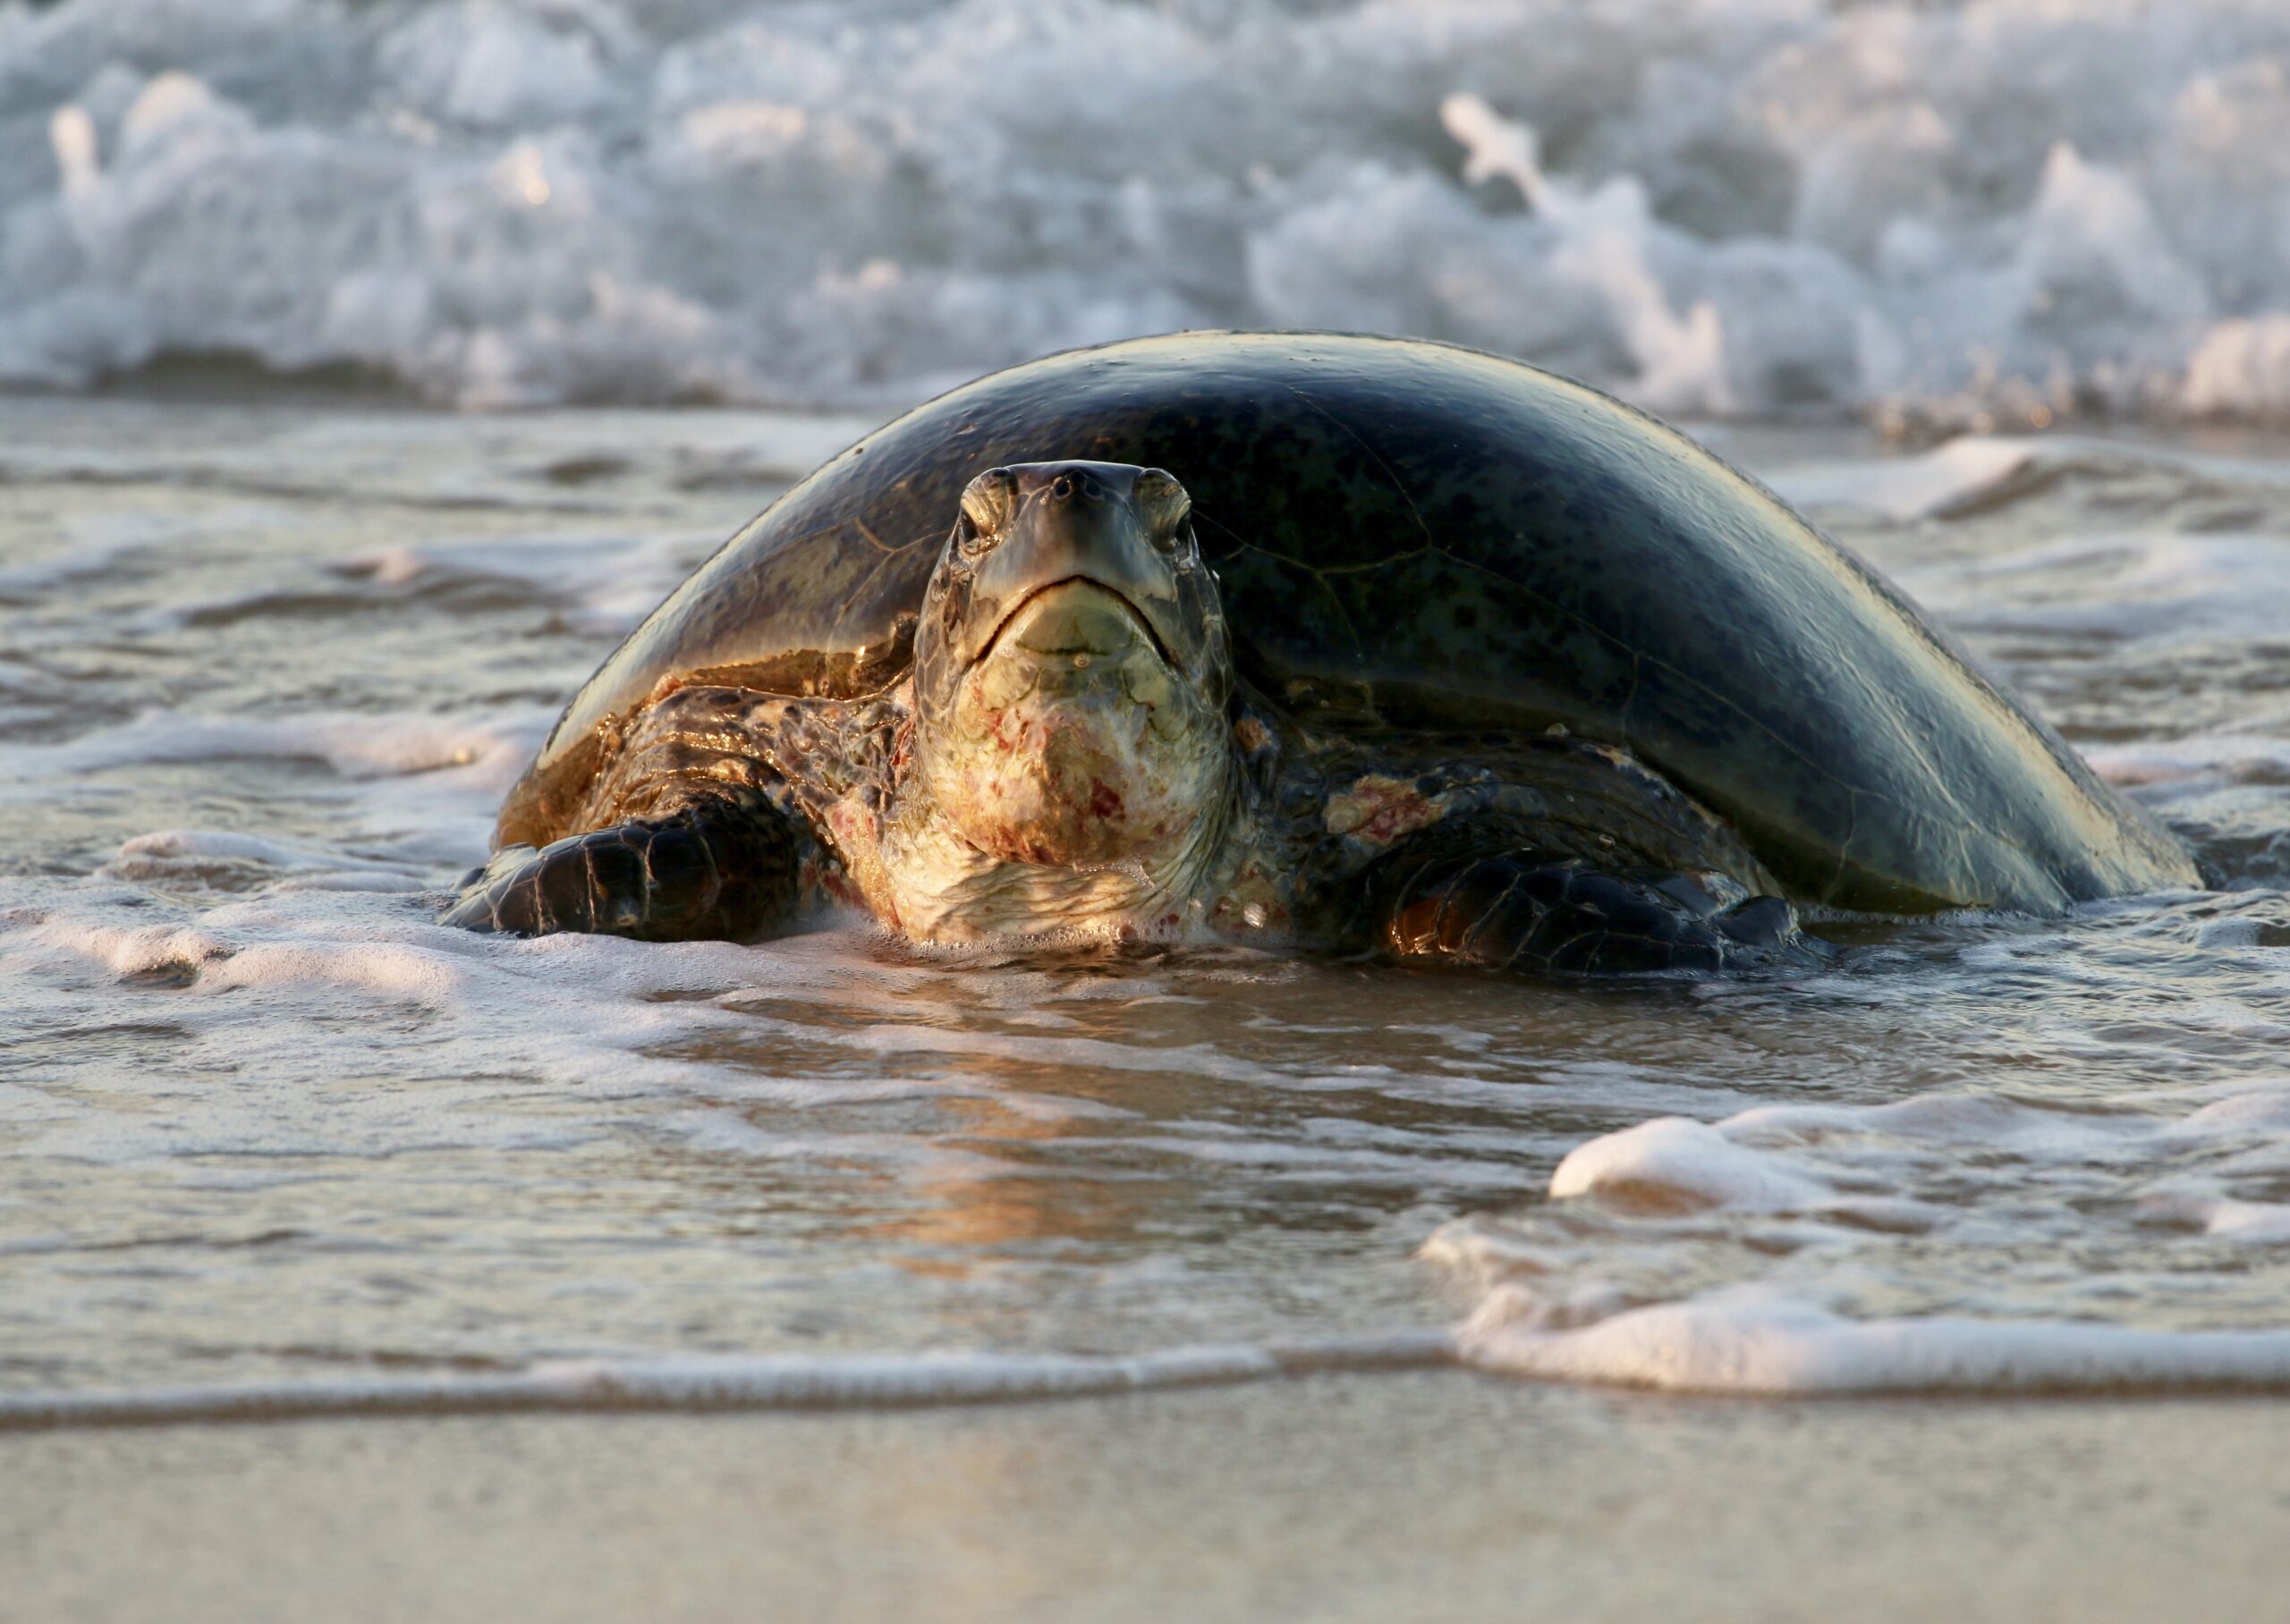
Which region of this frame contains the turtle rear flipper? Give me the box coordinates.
[442,786,800,943]
[1378,849,1817,976]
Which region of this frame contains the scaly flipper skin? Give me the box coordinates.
[1374,833,1814,976]
[442,785,801,943]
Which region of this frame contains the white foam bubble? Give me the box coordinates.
[1548,1116,1832,1215]
[1459,1287,2290,1396]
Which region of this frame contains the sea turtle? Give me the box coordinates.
[444,332,2198,973]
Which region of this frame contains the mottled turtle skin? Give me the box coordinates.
[449,332,2196,970]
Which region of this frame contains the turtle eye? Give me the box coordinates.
[958,467,1018,555]
[1132,469,1192,554]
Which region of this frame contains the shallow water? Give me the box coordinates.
[4,395,2290,1418]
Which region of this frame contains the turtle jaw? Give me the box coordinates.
[926,578,1232,870]
[974,576,1175,672]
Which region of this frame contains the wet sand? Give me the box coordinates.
[7,1372,2285,1623]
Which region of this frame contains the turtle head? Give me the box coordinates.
[911,461,1234,868]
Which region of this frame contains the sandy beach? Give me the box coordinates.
[11,1374,2289,1623]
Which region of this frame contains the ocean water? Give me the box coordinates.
[8,0,2290,1429]
[3,393,2289,1425]
[6,0,2290,427]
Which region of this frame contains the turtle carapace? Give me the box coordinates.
[444,333,2198,974]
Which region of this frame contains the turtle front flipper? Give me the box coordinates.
[442,786,801,943]
[1375,845,1815,977]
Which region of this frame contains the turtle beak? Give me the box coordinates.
[982,579,1171,670]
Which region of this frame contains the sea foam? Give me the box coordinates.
[1458,1289,2290,1396]
[0,1334,1455,1431]
[4,0,2290,424]
[1432,1075,2290,1393]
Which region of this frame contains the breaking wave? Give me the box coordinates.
[4,0,2290,424]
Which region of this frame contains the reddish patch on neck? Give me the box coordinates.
[1325,774,1443,846]
[1089,779,1125,820]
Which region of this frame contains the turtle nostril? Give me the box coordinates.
[1051,474,1076,501]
